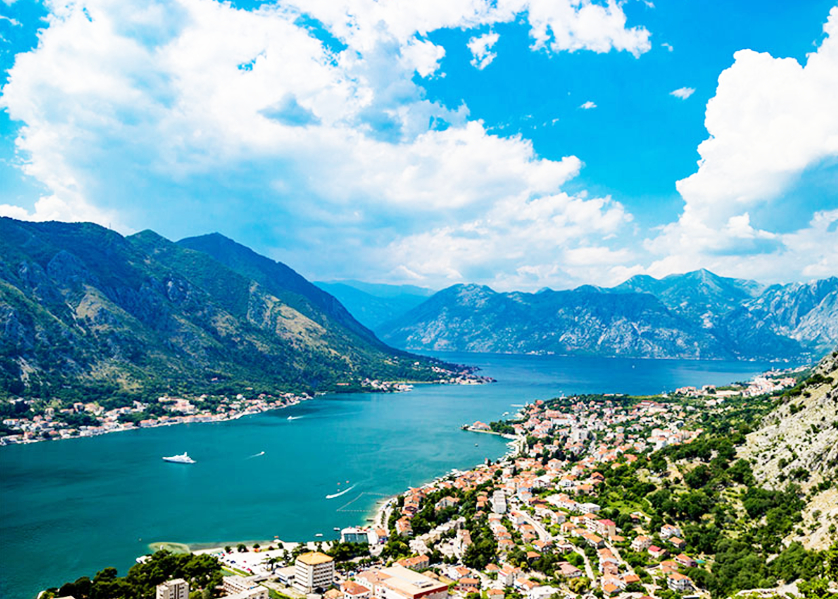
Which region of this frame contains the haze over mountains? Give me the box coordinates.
[0,218,453,400]
[315,281,434,331]
[336,270,838,362]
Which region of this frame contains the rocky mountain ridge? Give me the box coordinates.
[379,270,838,361]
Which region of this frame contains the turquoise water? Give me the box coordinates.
[0,353,784,598]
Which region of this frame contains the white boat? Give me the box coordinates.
[162,452,195,464]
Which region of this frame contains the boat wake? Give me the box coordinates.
[325,484,356,500]
[247,451,265,459]
[287,416,302,421]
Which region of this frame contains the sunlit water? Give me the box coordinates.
[0,352,785,598]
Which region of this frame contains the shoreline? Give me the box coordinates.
[1,376,493,448]
[359,430,524,534]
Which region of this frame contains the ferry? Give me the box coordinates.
[162,452,195,464]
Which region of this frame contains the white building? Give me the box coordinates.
[491,490,507,514]
[223,589,268,599]
[295,552,335,593]
[223,575,266,596]
[156,579,189,599]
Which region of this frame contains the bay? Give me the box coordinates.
[0,353,784,598]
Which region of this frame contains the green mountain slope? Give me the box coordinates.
[0,218,455,401]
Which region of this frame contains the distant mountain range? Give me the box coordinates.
[376,270,838,361]
[0,218,456,400]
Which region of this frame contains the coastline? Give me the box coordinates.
[360,430,524,532]
[0,375,493,447]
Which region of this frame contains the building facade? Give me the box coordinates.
[295,552,336,593]
[156,578,189,599]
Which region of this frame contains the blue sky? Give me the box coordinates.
[0,0,837,291]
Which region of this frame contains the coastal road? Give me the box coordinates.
[374,498,394,530]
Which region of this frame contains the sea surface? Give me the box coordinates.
[0,353,786,598]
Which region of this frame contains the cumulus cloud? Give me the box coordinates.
[0,0,647,290]
[385,191,634,290]
[0,194,127,229]
[281,0,651,59]
[669,86,694,99]
[646,6,838,283]
[521,0,651,57]
[468,31,498,69]
[580,100,597,109]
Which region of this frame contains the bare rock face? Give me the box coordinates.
[740,350,838,549]
[379,274,838,361]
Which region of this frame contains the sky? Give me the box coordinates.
[0,0,837,292]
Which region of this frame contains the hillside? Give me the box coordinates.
[378,271,838,361]
[740,349,838,550]
[0,218,458,402]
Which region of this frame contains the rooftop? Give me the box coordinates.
[297,551,334,566]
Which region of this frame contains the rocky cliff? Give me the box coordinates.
[740,350,838,549]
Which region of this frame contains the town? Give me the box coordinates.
[45,366,826,599]
[146,397,709,599]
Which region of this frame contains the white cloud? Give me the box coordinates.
[646,6,838,284]
[0,14,20,25]
[0,194,127,229]
[386,192,634,290]
[669,86,694,99]
[467,31,499,69]
[400,37,446,78]
[0,0,641,291]
[521,0,651,57]
[580,100,597,109]
[281,0,651,59]
[661,42,673,52]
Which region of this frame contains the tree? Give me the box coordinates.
[798,577,832,599]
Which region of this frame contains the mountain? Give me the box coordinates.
[178,234,383,348]
[614,268,765,326]
[0,218,457,401]
[379,272,838,361]
[314,280,434,332]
